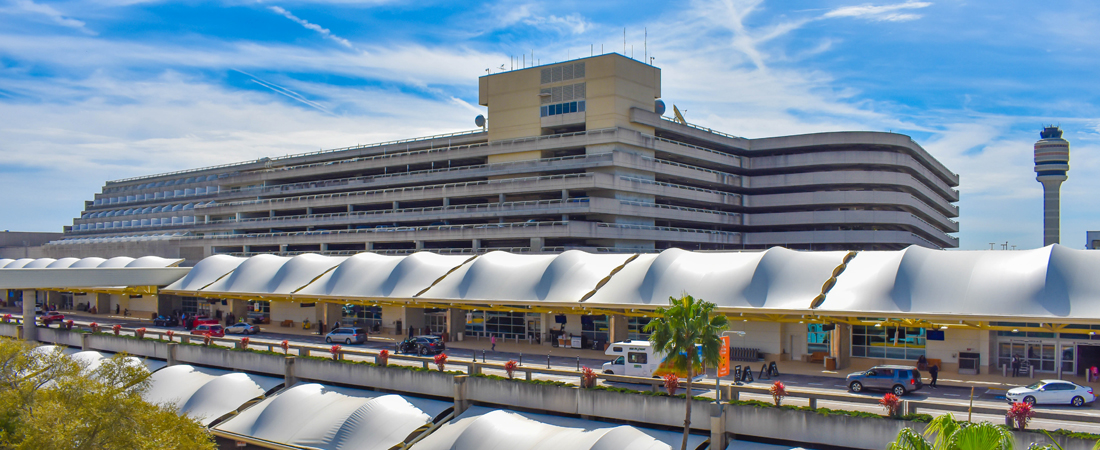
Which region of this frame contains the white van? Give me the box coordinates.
[601,340,704,380]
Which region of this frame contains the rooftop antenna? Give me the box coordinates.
[623,27,626,54]
[645,27,647,63]
[591,44,593,56]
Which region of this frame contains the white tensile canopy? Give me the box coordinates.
[0,256,188,289]
[144,365,282,426]
[295,252,472,299]
[215,383,450,450]
[409,406,707,450]
[820,245,1100,320]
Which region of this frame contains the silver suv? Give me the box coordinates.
[846,365,923,396]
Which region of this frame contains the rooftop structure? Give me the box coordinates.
[47,53,959,263]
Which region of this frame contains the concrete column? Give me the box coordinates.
[95,293,110,314]
[710,403,728,450]
[530,237,543,252]
[498,193,505,204]
[609,315,628,344]
[167,343,179,366]
[442,198,450,207]
[415,241,424,250]
[284,357,298,387]
[46,292,62,309]
[110,294,124,315]
[831,324,852,370]
[472,239,481,252]
[236,212,243,221]
[366,242,374,251]
[81,333,91,351]
[561,189,568,200]
[540,313,550,345]
[453,375,470,416]
[306,207,314,215]
[392,201,400,210]
[230,299,249,323]
[403,307,425,336]
[0,289,7,307]
[321,303,342,328]
[279,244,289,252]
[269,210,275,217]
[21,291,36,342]
[447,308,466,341]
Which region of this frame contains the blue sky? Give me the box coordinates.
[1,0,1098,249]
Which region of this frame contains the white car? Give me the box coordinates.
[1006,380,1096,407]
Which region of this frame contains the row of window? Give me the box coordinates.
[106,173,230,194]
[81,202,215,219]
[73,216,196,230]
[93,186,219,206]
[540,101,586,117]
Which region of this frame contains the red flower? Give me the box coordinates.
[135,327,147,339]
[377,349,389,366]
[581,366,598,388]
[1007,401,1035,430]
[112,324,122,335]
[433,353,448,371]
[240,337,250,349]
[165,330,175,341]
[769,381,788,406]
[663,373,679,396]
[330,344,342,360]
[504,360,519,379]
[879,393,902,416]
[280,340,290,355]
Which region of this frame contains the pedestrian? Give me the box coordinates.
[115,304,120,315]
[929,364,939,387]
[491,334,496,351]
[318,319,325,336]
[1011,355,1020,377]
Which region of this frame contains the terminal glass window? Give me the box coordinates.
[1059,324,1100,341]
[808,324,831,353]
[627,317,652,341]
[994,322,1055,339]
[342,305,380,330]
[484,311,526,339]
[851,325,925,360]
[581,315,609,348]
[998,342,1056,372]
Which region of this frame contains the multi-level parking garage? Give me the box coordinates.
[45,53,959,262]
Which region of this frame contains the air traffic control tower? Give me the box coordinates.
[1035,126,1070,246]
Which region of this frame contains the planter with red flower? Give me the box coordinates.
[433,353,448,371]
[770,381,788,406]
[135,328,146,339]
[90,322,100,333]
[112,324,122,336]
[505,360,519,379]
[165,330,175,342]
[1006,401,1035,430]
[581,366,598,389]
[377,349,389,366]
[65,320,74,330]
[879,393,902,417]
[280,340,290,355]
[240,337,250,350]
[330,345,342,361]
[1,314,10,323]
[202,334,213,346]
[663,373,679,396]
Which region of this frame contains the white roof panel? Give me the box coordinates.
[420,250,634,302]
[296,252,471,299]
[144,365,282,426]
[202,253,347,295]
[164,254,247,291]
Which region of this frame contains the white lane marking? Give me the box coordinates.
[944,394,961,397]
[808,383,823,385]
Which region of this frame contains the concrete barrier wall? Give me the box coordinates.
[294,358,455,399]
[35,327,82,347]
[467,375,580,414]
[0,323,18,338]
[175,345,285,377]
[727,404,917,450]
[581,389,713,430]
[86,334,169,359]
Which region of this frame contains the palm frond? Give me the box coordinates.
[887,428,933,450]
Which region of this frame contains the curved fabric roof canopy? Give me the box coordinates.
[215,383,450,450]
[295,252,472,299]
[410,406,705,450]
[584,247,848,311]
[144,365,282,426]
[163,255,248,292]
[419,250,635,303]
[32,346,166,374]
[199,254,347,296]
[821,245,1100,320]
[0,256,182,269]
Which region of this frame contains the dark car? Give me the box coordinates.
[153,315,179,327]
[397,336,445,356]
[325,327,367,344]
[846,365,923,396]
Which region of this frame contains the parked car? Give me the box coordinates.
[38,311,65,324]
[225,322,260,335]
[325,327,367,345]
[1006,380,1096,407]
[846,365,923,396]
[191,324,225,337]
[191,317,220,327]
[397,336,445,355]
[153,315,179,327]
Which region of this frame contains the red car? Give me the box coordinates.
[38,311,65,324]
[191,324,225,337]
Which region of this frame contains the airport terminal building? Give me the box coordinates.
[45,53,959,263]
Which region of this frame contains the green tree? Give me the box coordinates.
[643,294,729,450]
[0,338,215,450]
[886,414,1015,450]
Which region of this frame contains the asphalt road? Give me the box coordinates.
[13,309,1100,435]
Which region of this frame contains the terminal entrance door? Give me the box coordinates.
[425,310,447,336]
[1078,344,1100,377]
[998,341,1056,373]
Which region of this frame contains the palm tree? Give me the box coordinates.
[886,414,1015,450]
[643,294,729,450]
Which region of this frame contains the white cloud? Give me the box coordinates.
[8,0,96,34]
[823,1,932,22]
[489,2,592,35]
[268,5,355,49]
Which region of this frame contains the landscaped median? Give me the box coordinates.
[6,321,1100,450]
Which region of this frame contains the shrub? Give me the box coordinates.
[280,340,290,355]
[505,360,518,379]
[330,345,342,360]
[90,322,100,333]
[664,373,679,396]
[581,366,598,389]
[65,320,74,330]
[770,381,788,406]
[112,324,122,336]
[240,337,250,350]
[1007,401,1035,430]
[202,334,213,346]
[165,330,174,342]
[880,393,902,417]
[434,353,448,371]
[378,349,389,366]
[135,328,146,339]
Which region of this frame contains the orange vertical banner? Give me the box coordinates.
[718,335,730,377]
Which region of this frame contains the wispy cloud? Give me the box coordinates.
[823,1,932,22]
[268,5,355,49]
[9,0,96,34]
[493,2,592,35]
[235,69,333,115]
